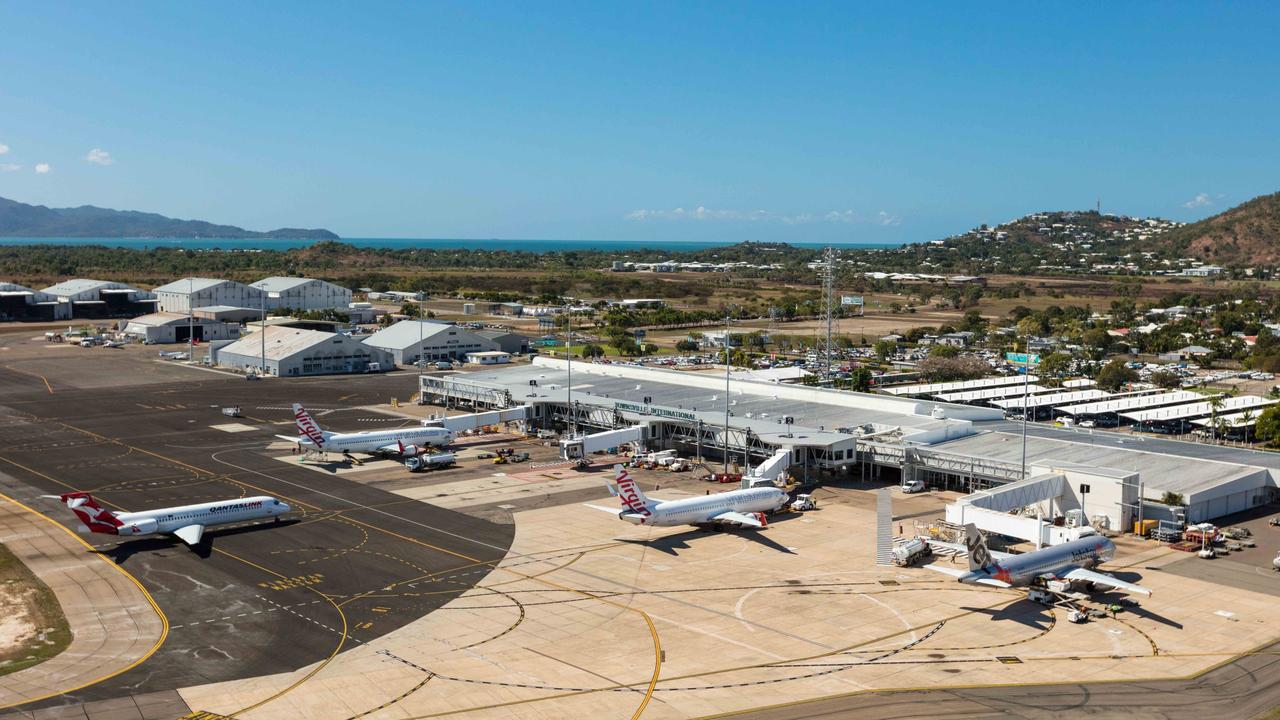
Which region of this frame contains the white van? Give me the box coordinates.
[901,479,925,494]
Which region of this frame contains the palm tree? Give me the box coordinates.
[1240,408,1257,444]
[1207,394,1226,444]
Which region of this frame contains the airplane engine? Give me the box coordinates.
[401,443,421,457]
[119,518,158,536]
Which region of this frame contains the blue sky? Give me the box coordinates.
[0,2,1277,242]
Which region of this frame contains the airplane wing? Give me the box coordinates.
[921,563,1011,587]
[1062,567,1152,596]
[172,524,205,546]
[709,511,764,529]
[922,563,966,578]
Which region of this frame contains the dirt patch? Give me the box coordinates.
[0,541,71,676]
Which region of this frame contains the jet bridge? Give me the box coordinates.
[422,406,529,433]
[560,425,648,461]
[745,448,794,487]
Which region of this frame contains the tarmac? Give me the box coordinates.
[0,490,165,709]
[2,333,1280,719]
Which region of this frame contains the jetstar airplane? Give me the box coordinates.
[924,523,1151,596]
[276,403,453,457]
[585,465,789,529]
[46,492,290,546]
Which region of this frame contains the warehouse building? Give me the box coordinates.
[0,282,69,321]
[153,278,264,314]
[476,329,532,355]
[362,320,499,365]
[212,326,392,376]
[41,279,157,319]
[249,277,352,311]
[122,312,240,344]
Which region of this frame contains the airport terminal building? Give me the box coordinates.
[424,357,1280,534]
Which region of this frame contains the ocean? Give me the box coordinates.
[0,237,904,253]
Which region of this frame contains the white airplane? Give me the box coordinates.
[276,403,453,457]
[46,491,290,546]
[586,465,789,529]
[925,523,1151,596]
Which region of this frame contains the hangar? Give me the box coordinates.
[0,282,69,321]
[249,276,352,311]
[423,357,1280,527]
[153,277,264,314]
[212,326,392,376]
[121,312,240,344]
[41,279,157,318]
[363,320,499,366]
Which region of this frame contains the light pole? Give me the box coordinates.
[259,288,266,376]
[1021,332,1030,479]
[566,305,574,436]
[186,277,194,363]
[723,308,732,475]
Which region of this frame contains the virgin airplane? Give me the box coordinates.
[277,403,453,457]
[586,465,788,529]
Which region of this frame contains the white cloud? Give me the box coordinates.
[625,206,861,225]
[0,143,9,155]
[34,163,51,174]
[0,163,20,172]
[877,211,902,226]
[85,148,114,166]
[1183,192,1213,209]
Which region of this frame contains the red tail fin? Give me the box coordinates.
[615,467,651,516]
[59,492,122,534]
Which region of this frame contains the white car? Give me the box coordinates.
[901,479,925,494]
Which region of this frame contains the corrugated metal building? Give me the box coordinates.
[249,277,352,311]
[122,312,241,344]
[153,278,264,314]
[0,282,69,321]
[213,326,392,376]
[42,279,157,319]
[362,320,498,365]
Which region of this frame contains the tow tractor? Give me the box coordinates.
[1027,578,1111,623]
[790,494,817,512]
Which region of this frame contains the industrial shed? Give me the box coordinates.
[153,278,263,314]
[212,326,392,376]
[41,279,157,319]
[250,277,352,311]
[0,283,69,321]
[121,312,241,344]
[476,329,532,355]
[362,320,499,365]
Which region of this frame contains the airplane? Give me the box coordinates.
[924,523,1151,596]
[276,403,454,458]
[45,491,290,546]
[586,464,789,529]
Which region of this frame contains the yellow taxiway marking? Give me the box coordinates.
[4,364,53,394]
[0,482,168,711]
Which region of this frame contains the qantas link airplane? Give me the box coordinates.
[47,492,290,546]
[276,403,453,457]
[925,523,1151,596]
[586,465,789,529]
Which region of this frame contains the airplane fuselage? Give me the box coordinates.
[621,487,788,526]
[299,428,452,455]
[961,535,1115,587]
[110,496,290,538]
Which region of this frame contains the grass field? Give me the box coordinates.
[0,541,71,677]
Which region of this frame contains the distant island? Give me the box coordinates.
[0,195,339,240]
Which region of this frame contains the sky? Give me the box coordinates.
[0,2,1277,243]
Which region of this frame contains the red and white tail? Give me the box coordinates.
[292,403,327,448]
[56,492,123,534]
[613,465,652,516]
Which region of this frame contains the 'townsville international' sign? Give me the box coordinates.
[614,401,697,422]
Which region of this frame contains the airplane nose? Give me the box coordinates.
[280,503,292,513]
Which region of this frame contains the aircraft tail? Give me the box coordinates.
[292,403,331,448]
[47,492,123,534]
[612,465,654,516]
[964,523,996,573]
